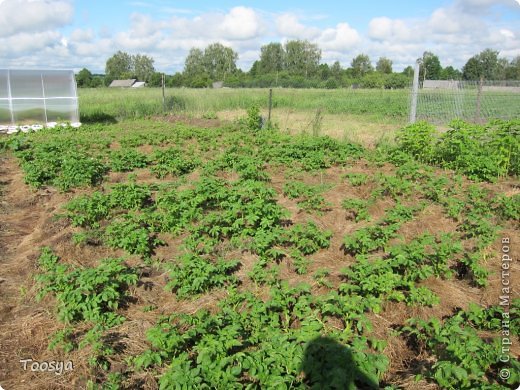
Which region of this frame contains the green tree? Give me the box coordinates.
[105,51,133,80]
[259,42,285,74]
[184,48,205,79]
[402,66,414,77]
[506,56,520,80]
[249,60,261,76]
[168,72,184,87]
[90,75,104,88]
[351,54,373,78]
[384,73,409,89]
[462,48,500,80]
[203,42,238,81]
[148,72,163,87]
[495,57,509,80]
[376,57,393,74]
[318,64,331,80]
[440,66,462,80]
[462,57,480,80]
[76,68,93,87]
[105,51,156,83]
[419,51,442,80]
[133,54,155,83]
[330,61,342,79]
[284,40,321,77]
[360,72,384,88]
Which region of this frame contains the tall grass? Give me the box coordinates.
[78,88,410,123]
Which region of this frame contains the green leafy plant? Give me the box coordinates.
[109,148,149,172]
[342,203,419,256]
[343,172,369,187]
[245,104,262,131]
[151,147,198,178]
[35,247,138,325]
[396,121,436,163]
[108,182,152,210]
[493,193,520,222]
[402,303,520,389]
[104,216,163,257]
[283,181,331,214]
[165,254,240,299]
[65,191,111,228]
[342,197,372,222]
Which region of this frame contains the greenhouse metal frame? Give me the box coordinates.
[0,69,79,127]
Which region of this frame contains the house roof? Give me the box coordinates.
[423,80,460,90]
[109,79,136,87]
[132,81,146,88]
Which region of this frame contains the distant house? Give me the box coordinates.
[423,80,460,90]
[132,81,146,88]
[109,79,137,87]
[212,81,224,89]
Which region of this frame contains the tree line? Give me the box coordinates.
[76,42,520,89]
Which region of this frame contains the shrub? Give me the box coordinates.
[396,121,436,163]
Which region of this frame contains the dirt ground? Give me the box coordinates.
[0,138,519,389]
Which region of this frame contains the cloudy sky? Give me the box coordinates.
[1,0,519,73]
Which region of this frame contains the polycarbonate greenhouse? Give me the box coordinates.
[0,69,79,131]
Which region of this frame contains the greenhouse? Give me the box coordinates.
[0,69,79,131]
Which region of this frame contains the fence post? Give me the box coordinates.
[162,73,166,112]
[475,76,483,123]
[454,80,463,120]
[268,88,273,126]
[409,60,420,123]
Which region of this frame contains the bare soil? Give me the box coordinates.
[0,145,518,389]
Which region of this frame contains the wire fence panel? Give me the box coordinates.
[413,80,520,125]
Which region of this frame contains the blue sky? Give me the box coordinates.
[1,0,519,73]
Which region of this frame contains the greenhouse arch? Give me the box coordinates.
[0,69,79,129]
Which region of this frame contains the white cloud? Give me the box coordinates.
[129,13,166,36]
[368,17,416,42]
[0,0,73,38]
[0,30,62,56]
[317,23,360,50]
[366,0,520,70]
[500,28,515,39]
[276,13,320,39]
[455,0,518,13]
[1,1,519,73]
[219,7,264,40]
[70,28,94,43]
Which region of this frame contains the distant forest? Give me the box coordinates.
[76,40,520,89]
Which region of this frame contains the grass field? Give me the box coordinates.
[78,87,410,120]
[77,86,520,145]
[416,89,520,124]
[0,114,518,389]
[78,88,409,147]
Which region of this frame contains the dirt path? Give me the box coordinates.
[0,155,73,389]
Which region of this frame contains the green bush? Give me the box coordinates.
[35,247,138,325]
[396,121,436,163]
[109,149,149,172]
[245,105,262,131]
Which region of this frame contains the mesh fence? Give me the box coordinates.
[413,80,520,125]
[78,87,410,145]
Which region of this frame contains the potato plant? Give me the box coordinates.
[4,117,517,389]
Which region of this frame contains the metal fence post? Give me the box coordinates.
[454,80,463,120]
[409,60,420,123]
[475,76,483,123]
[162,73,166,112]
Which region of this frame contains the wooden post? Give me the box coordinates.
[268,88,273,126]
